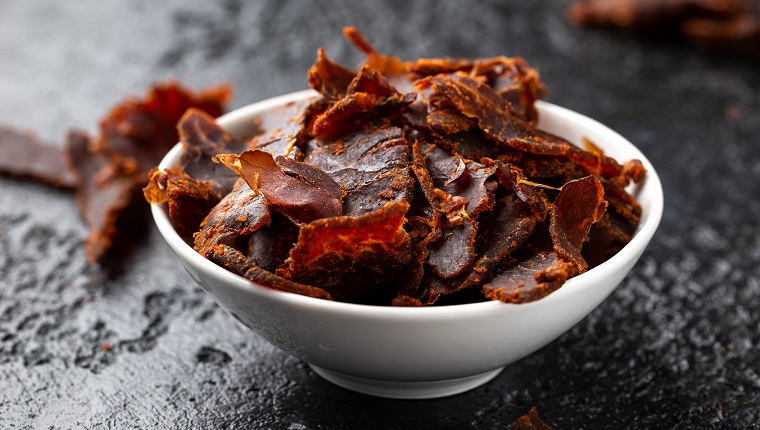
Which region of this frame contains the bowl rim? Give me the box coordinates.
[150,89,664,318]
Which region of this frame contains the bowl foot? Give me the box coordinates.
[309,365,504,399]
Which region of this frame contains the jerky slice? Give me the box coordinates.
[277,201,411,303]
[482,251,575,304]
[305,124,413,217]
[0,126,78,188]
[193,179,271,257]
[216,150,342,224]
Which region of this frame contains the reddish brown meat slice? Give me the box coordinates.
[427,218,477,278]
[495,161,549,219]
[459,195,538,291]
[0,126,78,188]
[277,201,411,303]
[305,124,412,217]
[95,81,230,174]
[250,99,313,160]
[144,168,224,237]
[308,47,357,100]
[216,150,342,224]
[549,176,607,272]
[483,251,576,303]
[193,179,271,257]
[312,91,416,139]
[177,109,246,193]
[66,130,145,264]
[511,406,553,430]
[247,213,300,272]
[210,244,332,300]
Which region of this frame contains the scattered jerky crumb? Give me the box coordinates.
[146,27,645,305]
[511,406,552,430]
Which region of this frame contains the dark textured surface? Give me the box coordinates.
[1,1,759,428]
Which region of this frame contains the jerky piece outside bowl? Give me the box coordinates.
[150,89,663,399]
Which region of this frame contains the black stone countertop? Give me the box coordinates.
[1,1,759,428]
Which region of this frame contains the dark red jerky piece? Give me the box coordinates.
[308,48,356,100]
[427,218,477,278]
[217,150,342,224]
[0,126,78,188]
[95,81,230,174]
[248,213,300,272]
[343,27,412,92]
[348,64,398,98]
[250,99,313,160]
[554,176,607,250]
[495,161,548,219]
[177,109,245,193]
[427,94,479,135]
[483,251,575,304]
[440,131,497,161]
[312,91,416,139]
[66,130,145,264]
[492,56,547,123]
[210,244,332,300]
[511,406,553,430]
[459,195,537,291]
[193,179,271,257]
[277,201,411,303]
[150,168,224,238]
[305,124,413,217]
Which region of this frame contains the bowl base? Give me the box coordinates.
[309,365,504,399]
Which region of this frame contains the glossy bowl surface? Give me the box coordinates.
[150,90,663,399]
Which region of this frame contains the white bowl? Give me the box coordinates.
[150,90,663,399]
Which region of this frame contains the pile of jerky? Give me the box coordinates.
[145,28,646,306]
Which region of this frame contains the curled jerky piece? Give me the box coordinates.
[0,126,78,188]
[193,179,271,257]
[216,150,342,224]
[483,251,576,304]
[145,168,224,237]
[308,47,357,100]
[277,201,411,303]
[305,124,412,217]
[211,244,332,300]
[549,176,607,272]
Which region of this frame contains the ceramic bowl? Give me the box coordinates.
[150,90,663,399]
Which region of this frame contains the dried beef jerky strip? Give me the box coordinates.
[482,251,576,304]
[216,150,342,224]
[549,176,607,272]
[0,126,78,188]
[343,27,410,91]
[511,406,553,430]
[495,161,549,220]
[66,130,145,264]
[96,81,230,174]
[305,124,413,217]
[458,194,538,291]
[247,212,300,272]
[193,179,271,257]
[210,244,332,300]
[308,48,357,100]
[426,219,477,278]
[177,109,246,194]
[250,99,313,160]
[144,168,224,237]
[312,90,416,139]
[277,201,411,303]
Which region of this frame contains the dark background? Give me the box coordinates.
[1,1,759,428]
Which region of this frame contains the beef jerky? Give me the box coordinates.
[216,150,342,224]
[427,219,477,278]
[495,161,549,219]
[459,195,538,291]
[277,201,411,303]
[305,124,413,217]
[95,81,229,174]
[483,251,576,304]
[144,168,224,237]
[193,179,271,257]
[66,130,145,264]
[176,109,247,194]
[312,90,416,139]
[308,47,357,100]
[250,99,313,160]
[511,406,553,430]
[343,27,411,91]
[0,126,78,188]
[567,0,760,58]
[549,176,607,272]
[248,212,300,272]
[210,244,332,300]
